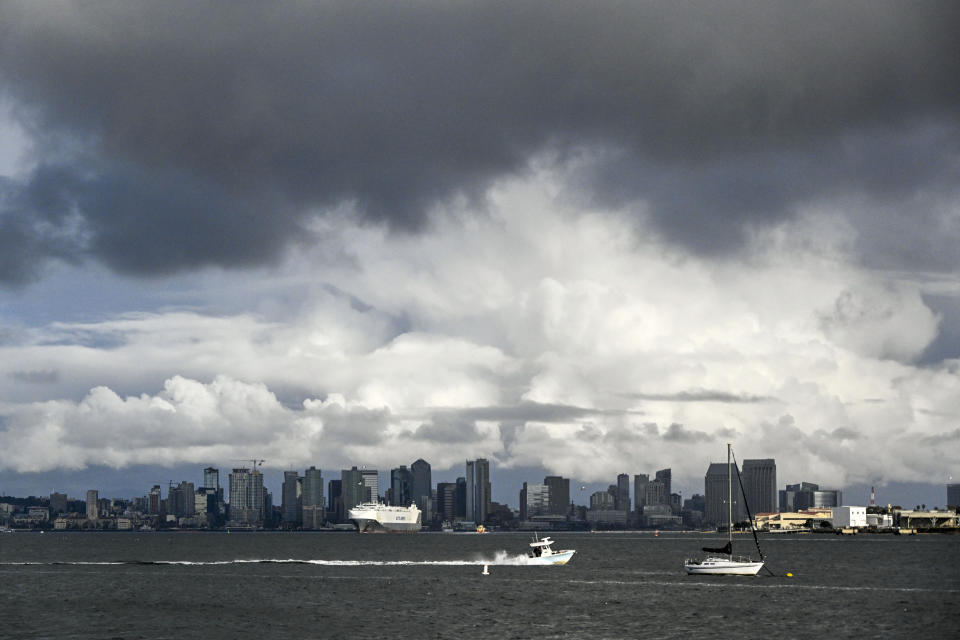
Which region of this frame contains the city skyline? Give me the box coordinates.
[0,4,958,505]
[1,457,952,513]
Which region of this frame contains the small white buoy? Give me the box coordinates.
[482,564,489,575]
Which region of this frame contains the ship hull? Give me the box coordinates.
[684,557,764,575]
[526,550,576,565]
[353,518,421,533]
[348,503,421,533]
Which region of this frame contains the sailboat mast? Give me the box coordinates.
[727,442,732,555]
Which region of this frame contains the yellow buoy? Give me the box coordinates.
[786,572,793,577]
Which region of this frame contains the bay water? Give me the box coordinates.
[1,531,956,638]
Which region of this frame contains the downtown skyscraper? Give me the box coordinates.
[741,459,777,514]
[465,458,491,524]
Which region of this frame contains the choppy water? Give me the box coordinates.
[1,531,956,638]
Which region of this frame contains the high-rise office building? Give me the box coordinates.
[948,484,960,509]
[455,477,466,519]
[201,467,222,516]
[328,479,343,523]
[167,481,195,518]
[544,476,570,516]
[49,492,67,515]
[655,469,672,505]
[203,467,219,492]
[390,465,413,506]
[437,482,457,522]
[302,467,324,510]
[645,479,666,506]
[741,459,777,514]
[229,467,265,524]
[149,485,163,515]
[465,459,491,524]
[86,490,99,520]
[590,491,614,510]
[522,483,550,519]
[616,473,631,512]
[704,461,745,527]
[633,474,649,511]
[361,469,379,503]
[282,471,301,527]
[411,459,432,507]
[341,467,366,513]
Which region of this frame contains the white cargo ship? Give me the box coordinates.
[348,502,422,533]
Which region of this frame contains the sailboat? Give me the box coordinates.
[684,443,765,576]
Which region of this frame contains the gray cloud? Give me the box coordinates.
[431,401,630,424]
[7,369,59,384]
[0,2,958,281]
[626,389,774,404]
[661,423,715,443]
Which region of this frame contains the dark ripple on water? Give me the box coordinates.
[1,532,956,639]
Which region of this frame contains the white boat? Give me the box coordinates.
[348,502,421,533]
[684,443,765,576]
[527,534,576,565]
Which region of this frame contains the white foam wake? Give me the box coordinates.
[1,551,533,567]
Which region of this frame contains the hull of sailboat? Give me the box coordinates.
[684,557,764,575]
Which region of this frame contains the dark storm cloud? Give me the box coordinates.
[0,1,958,279]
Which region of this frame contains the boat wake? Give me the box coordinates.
[1,551,532,567]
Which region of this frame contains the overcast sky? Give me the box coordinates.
[0,2,958,507]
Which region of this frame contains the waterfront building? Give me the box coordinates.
[948,483,960,509]
[780,482,842,511]
[465,459,491,524]
[833,506,867,528]
[301,505,322,529]
[282,470,301,527]
[633,474,648,512]
[742,459,777,514]
[86,490,98,520]
[586,509,628,526]
[616,473,631,512]
[544,476,570,516]
[641,503,682,527]
[754,508,834,531]
[390,465,413,506]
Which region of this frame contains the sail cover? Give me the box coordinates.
[701,541,732,554]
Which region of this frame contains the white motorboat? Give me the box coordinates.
[527,534,576,565]
[684,443,765,576]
